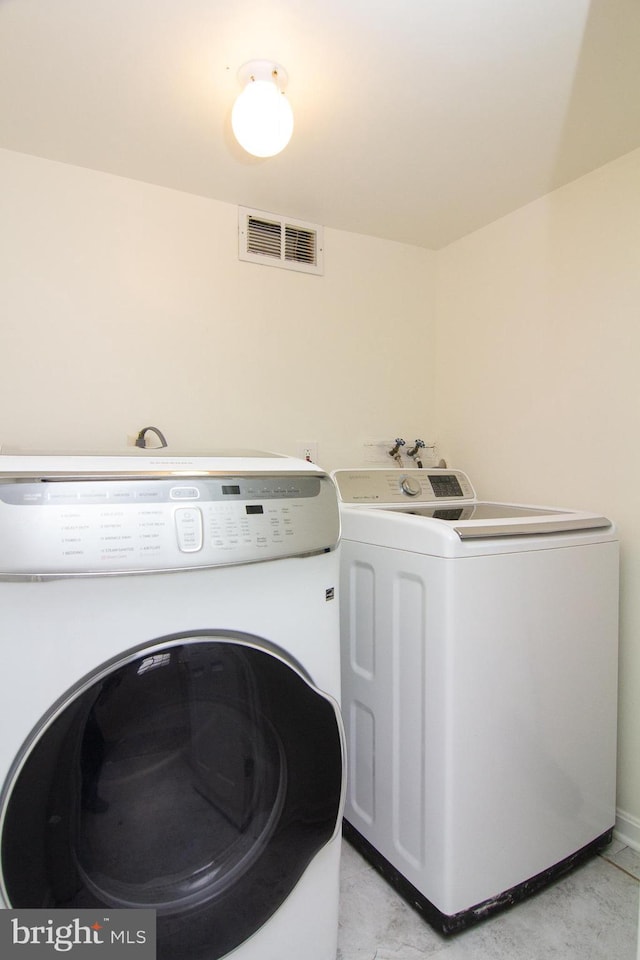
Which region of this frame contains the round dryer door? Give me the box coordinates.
[0,635,344,960]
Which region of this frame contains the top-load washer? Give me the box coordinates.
[332,466,619,932]
[0,450,345,960]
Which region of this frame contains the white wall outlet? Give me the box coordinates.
[296,441,319,463]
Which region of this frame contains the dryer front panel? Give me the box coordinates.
[0,636,344,960]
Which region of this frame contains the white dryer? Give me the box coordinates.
[332,467,619,932]
[0,451,345,960]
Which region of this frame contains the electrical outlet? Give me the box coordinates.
[296,441,319,463]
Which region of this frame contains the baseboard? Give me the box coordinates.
[614,808,640,852]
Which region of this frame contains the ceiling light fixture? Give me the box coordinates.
[231,59,294,158]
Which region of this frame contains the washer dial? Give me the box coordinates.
[400,477,421,497]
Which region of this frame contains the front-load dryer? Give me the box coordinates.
[332,466,619,933]
[0,451,345,960]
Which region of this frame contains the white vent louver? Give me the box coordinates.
[238,207,324,275]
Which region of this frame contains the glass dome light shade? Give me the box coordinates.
[232,79,294,158]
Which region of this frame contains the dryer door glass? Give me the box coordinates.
[1,637,344,960]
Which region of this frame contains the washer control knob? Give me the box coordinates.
[400,477,421,497]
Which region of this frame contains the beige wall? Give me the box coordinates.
[0,148,435,466]
[435,147,640,845]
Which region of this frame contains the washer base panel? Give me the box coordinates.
[343,820,614,934]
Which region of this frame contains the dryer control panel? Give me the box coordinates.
[332,468,476,504]
[0,472,340,578]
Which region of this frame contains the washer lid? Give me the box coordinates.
[388,501,611,537]
[338,502,615,557]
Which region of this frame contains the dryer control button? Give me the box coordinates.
[401,477,421,497]
[175,507,203,552]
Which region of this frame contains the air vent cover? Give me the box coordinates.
[239,207,324,275]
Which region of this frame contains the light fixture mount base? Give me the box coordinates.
[237,59,289,91]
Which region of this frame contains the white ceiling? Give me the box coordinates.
[1,0,639,249]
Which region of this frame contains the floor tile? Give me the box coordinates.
[601,844,640,882]
[338,839,640,960]
[337,841,445,959]
[605,838,627,857]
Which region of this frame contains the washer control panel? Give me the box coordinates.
[332,468,476,504]
[0,473,340,577]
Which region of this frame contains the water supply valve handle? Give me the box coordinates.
[407,439,425,458]
[388,438,406,458]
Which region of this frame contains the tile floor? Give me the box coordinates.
[338,838,640,960]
